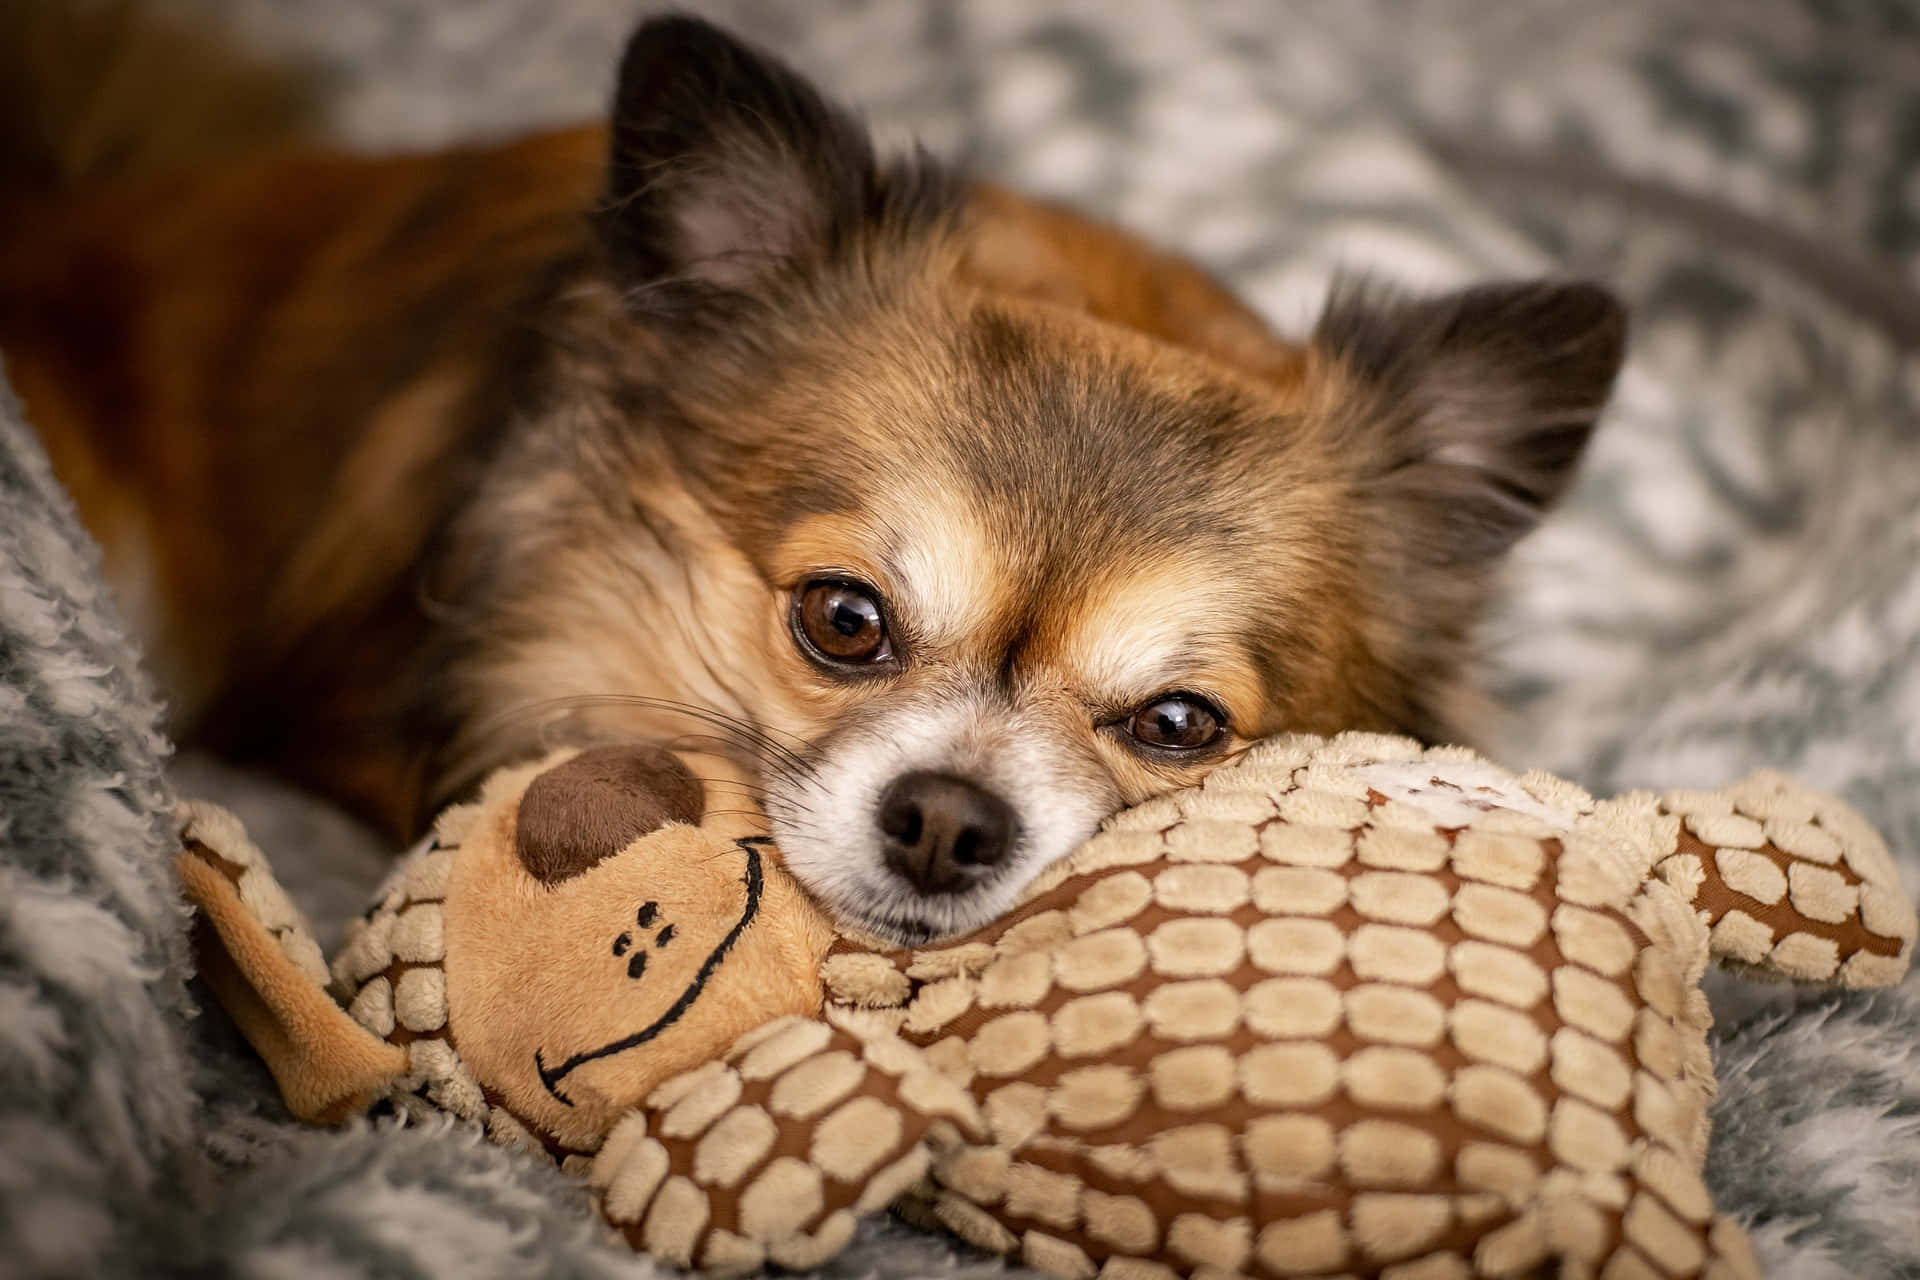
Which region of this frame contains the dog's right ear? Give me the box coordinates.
[597,16,955,303]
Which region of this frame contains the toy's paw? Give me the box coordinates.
[589,1016,978,1275]
[1656,773,1915,987]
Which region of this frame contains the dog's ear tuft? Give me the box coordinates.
[597,16,952,300]
[1317,278,1627,569]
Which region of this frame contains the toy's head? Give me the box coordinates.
[184,746,838,1149]
[417,747,835,1149]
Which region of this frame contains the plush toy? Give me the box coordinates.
[177,733,1915,1279]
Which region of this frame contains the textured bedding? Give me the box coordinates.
[3,2,1917,1277]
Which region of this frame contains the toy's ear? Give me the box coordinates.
[1652,773,1915,988]
[514,744,704,885]
[175,802,406,1123]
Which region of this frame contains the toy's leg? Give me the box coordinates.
[587,1016,979,1275]
[1653,773,1914,988]
[176,801,407,1124]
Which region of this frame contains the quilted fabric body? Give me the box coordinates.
[817,733,1914,1278]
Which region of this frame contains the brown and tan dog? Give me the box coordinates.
[0,10,1627,944]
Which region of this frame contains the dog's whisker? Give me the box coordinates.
[469,692,805,757]
[683,777,777,799]
[464,693,815,787]
[661,734,812,793]
[688,784,782,808]
[683,774,775,791]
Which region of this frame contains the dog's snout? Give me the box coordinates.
[878,771,1016,895]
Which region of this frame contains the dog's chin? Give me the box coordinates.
[853,912,944,948]
[814,875,1010,949]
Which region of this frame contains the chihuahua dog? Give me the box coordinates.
[0,12,1624,943]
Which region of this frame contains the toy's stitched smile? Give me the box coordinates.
[534,838,766,1106]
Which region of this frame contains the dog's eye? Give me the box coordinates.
[793,579,894,668]
[1128,694,1225,751]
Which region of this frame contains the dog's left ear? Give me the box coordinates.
[596,15,954,303]
[1317,278,1628,569]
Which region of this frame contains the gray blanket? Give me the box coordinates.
[4,2,1917,1276]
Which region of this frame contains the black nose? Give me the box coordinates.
[877,771,1017,895]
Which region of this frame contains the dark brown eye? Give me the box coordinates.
[1128,694,1226,751]
[793,579,893,668]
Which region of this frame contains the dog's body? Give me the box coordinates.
[3,123,609,831]
[0,13,1626,943]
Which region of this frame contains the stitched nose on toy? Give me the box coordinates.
[516,746,705,886]
[878,771,1016,895]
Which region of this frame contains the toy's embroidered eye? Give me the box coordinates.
[792,578,896,669]
[1127,694,1226,752]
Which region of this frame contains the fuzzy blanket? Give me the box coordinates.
[4,2,1918,1277]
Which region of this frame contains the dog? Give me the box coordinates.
[0,10,1626,944]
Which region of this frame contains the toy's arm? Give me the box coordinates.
[175,802,408,1122]
[1651,772,1915,987]
[587,1015,979,1276]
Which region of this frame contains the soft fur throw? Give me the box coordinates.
[3,2,1918,1277]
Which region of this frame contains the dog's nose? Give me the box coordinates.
[877,771,1016,895]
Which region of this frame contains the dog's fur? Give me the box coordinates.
[0,10,1626,942]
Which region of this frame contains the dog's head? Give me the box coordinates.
[443,17,1626,945]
